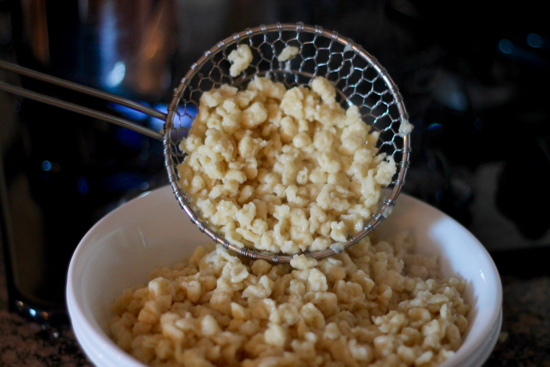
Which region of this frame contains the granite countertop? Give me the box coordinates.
[1,253,549,366]
[0,312,92,367]
[486,276,550,366]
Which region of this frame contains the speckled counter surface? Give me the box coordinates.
[1,264,549,366]
[0,254,91,367]
[484,276,550,366]
[0,312,92,367]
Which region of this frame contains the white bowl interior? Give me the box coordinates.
[67,186,502,367]
[373,195,502,367]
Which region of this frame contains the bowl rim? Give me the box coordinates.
[66,186,503,367]
[397,195,503,367]
[66,191,151,366]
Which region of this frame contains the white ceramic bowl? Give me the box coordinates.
[67,186,502,367]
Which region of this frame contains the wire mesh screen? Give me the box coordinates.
[163,23,411,263]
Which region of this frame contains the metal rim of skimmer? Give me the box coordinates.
[163,22,411,264]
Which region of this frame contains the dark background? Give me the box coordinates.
[0,0,549,363]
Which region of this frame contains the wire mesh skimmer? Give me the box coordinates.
[0,23,411,263]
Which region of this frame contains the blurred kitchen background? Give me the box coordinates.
[0,0,549,325]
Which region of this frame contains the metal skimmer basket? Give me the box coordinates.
[163,23,411,263]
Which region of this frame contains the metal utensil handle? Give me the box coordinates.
[0,60,164,141]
